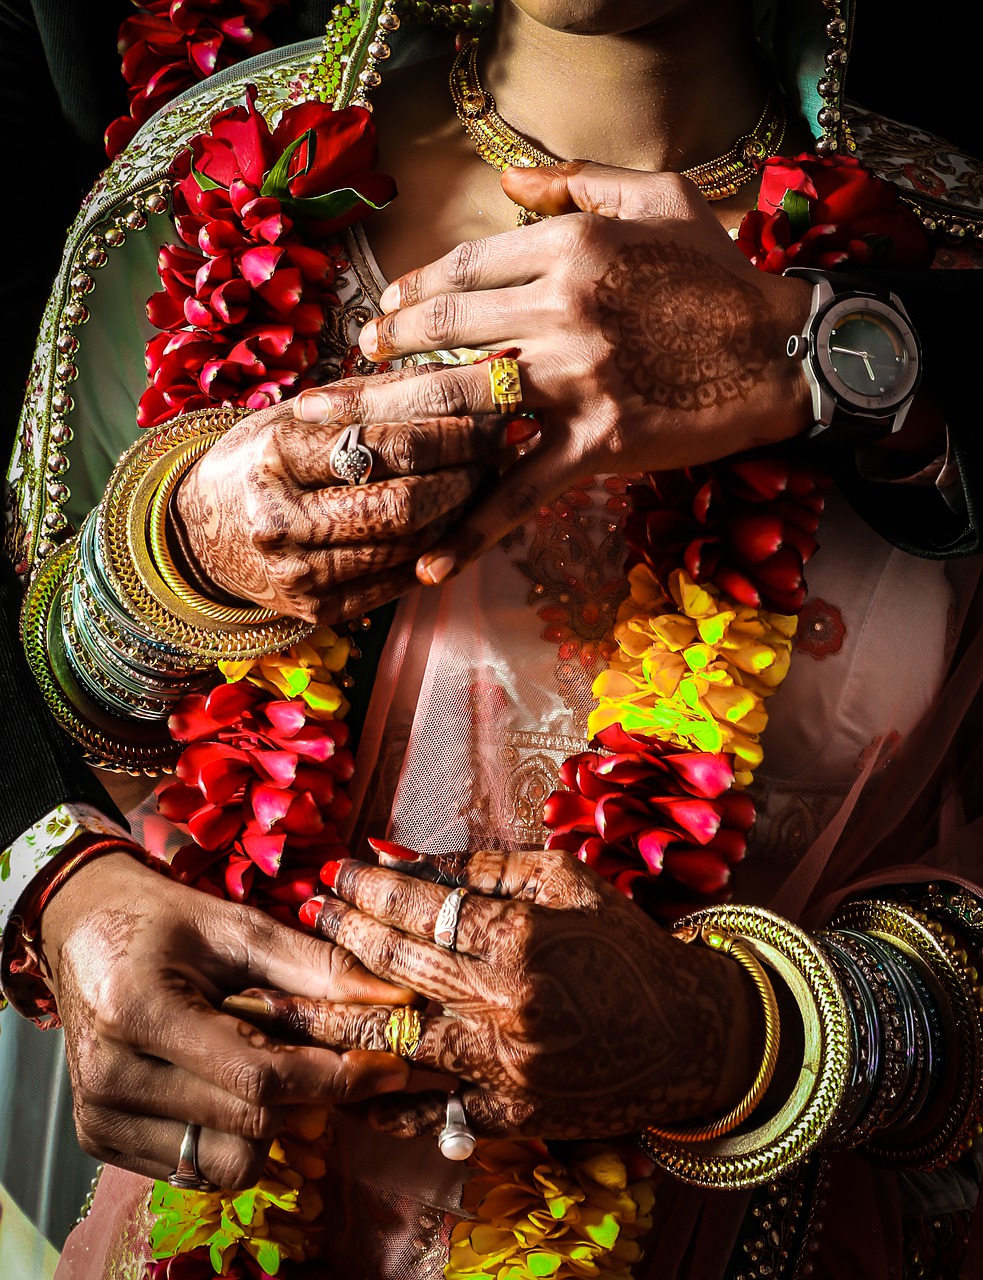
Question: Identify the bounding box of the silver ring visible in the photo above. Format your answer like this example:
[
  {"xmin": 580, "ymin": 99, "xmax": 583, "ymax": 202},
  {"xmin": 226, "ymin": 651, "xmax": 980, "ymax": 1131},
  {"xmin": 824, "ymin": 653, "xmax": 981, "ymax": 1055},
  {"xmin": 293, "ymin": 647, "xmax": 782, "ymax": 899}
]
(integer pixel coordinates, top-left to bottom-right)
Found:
[
  {"xmin": 329, "ymin": 424, "xmax": 374, "ymax": 485},
  {"xmin": 438, "ymin": 1091, "xmax": 476, "ymax": 1161},
  {"xmin": 433, "ymin": 886, "xmax": 467, "ymax": 951},
  {"xmin": 167, "ymin": 1123, "xmax": 214, "ymax": 1192}
]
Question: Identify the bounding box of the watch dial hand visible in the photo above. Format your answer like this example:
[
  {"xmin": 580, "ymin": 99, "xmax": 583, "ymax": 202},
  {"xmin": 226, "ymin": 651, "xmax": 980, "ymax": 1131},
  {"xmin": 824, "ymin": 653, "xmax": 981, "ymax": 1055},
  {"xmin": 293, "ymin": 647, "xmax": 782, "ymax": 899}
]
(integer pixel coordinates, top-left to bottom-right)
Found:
[{"xmin": 831, "ymin": 345, "xmax": 866, "ymax": 358}]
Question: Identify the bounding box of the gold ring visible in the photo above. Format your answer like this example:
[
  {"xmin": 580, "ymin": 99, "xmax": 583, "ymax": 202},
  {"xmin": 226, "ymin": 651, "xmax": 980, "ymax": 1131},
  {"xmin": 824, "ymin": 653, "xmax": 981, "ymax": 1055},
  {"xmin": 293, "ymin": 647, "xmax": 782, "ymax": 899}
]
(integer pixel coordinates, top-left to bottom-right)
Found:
[
  {"xmin": 385, "ymin": 1006, "xmax": 422, "ymax": 1060},
  {"xmin": 488, "ymin": 356, "xmax": 522, "ymax": 414}
]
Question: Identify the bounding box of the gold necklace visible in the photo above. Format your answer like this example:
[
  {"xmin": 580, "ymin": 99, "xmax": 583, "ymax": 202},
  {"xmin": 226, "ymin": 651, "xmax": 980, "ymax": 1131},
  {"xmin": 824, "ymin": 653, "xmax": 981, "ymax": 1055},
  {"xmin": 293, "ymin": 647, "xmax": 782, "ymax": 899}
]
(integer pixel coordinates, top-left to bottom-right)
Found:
[{"xmin": 450, "ymin": 38, "xmax": 787, "ymax": 223}]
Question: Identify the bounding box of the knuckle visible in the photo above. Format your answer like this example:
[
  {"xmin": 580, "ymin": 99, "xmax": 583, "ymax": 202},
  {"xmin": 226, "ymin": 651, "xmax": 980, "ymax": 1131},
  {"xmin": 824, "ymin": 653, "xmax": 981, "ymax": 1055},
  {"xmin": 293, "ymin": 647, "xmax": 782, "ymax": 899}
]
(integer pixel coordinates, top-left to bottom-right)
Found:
[
  {"xmin": 378, "ymin": 878, "xmax": 416, "ymax": 925},
  {"xmin": 375, "ymin": 929, "xmax": 404, "ymax": 977},
  {"xmin": 232, "ymin": 1103, "xmax": 281, "ymax": 1144},
  {"xmin": 323, "ymin": 381, "xmax": 365, "ymax": 422},
  {"xmin": 207, "ymin": 1140, "xmax": 266, "ymax": 1192},
  {"xmin": 420, "ymin": 370, "xmax": 470, "ymax": 418},
  {"xmin": 422, "ymin": 294, "xmax": 457, "ymax": 348},
  {"xmin": 447, "ymin": 239, "xmax": 483, "ymax": 292},
  {"xmin": 225, "ymin": 1060, "xmax": 277, "ymax": 1108},
  {"xmin": 376, "ymin": 424, "xmax": 428, "ymax": 474},
  {"xmin": 375, "ymin": 483, "xmax": 412, "ymax": 533}
]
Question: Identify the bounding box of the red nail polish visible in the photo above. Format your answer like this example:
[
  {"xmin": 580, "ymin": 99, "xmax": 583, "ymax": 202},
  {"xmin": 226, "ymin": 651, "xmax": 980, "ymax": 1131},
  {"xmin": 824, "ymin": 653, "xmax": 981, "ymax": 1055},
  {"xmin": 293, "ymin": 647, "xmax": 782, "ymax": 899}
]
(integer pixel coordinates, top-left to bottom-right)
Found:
[
  {"xmin": 473, "ymin": 345, "xmax": 521, "ymax": 365},
  {"xmin": 367, "ymin": 837, "xmax": 420, "ymax": 861},
  {"xmin": 505, "ymin": 416, "xmax": 540, "ymax": 447},
  {"xmin": 320, "ymin": 859, "xmax": 343, "ymax": 889},
  {"xmin": 299, "ymin": 896, "xmax": 326, "ymax": 929}
]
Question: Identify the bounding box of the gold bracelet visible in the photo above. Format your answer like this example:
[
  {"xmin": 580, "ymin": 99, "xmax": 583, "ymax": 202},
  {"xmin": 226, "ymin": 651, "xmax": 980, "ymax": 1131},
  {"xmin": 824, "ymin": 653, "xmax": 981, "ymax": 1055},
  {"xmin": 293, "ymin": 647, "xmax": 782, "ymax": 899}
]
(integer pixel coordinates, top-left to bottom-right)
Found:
[
  {"xmin": 831, "ymin": 898, "xmax": 983, "ymax": 1169},
  {"xmin": 137, "ymin": 435, "xmax": 276, "ymax": 626},
  {"xmin": 646, "ymin": 924, "xmax": 780, "ymax": 1143},
  {"xmin": 639, "ymin": 906, "xmax": 851, "ymax": 1190},
  {"xmin": 99, "ymin": 408, "xmax": 314, "ymax": 660}
]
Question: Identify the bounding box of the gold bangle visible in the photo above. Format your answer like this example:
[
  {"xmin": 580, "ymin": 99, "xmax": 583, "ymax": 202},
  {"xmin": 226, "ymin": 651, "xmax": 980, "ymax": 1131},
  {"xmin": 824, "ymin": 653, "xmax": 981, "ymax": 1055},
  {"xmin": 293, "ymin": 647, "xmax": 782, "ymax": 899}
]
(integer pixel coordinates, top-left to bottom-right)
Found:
[
  {"xmin": 639, "ymin": 905, "xmax": 851, "ymax": 1190},
  {"xmin": 646, "ymin": 924, "xmax": 780, "ymax": 1143},
  {"xmin": 136, "ymin": 436, "xmax": 276, "ymax": 626},
  {"xmin": 20, "ymin": 540, "xmax": 179, "ymax": 772},
  {"xmin": 99, "ymin": 408, "xmax": 314, "ymax": 660},
  {"xmin": 831, "ymin": 898, "xmax": 983, "ymax": 1169}
]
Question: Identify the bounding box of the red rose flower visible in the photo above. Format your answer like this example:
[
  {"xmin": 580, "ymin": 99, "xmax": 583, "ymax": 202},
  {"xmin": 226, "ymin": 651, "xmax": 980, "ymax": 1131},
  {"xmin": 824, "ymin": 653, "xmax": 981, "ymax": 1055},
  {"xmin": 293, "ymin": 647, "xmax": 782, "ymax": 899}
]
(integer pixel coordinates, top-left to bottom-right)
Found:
[
  {"xmin": 157, "ymin": 682, "xmax": 353, "ymax": 913},
  {"xmin": 738, "ymin": 153, "xmax": 932, "ymax": 273},
  {"xmin": 105, "ymin": 0, "xmax": 286, "ymax": 159},
  {"xmin": 626, "ymin": 459, "xmax": 828, "ymax": 615},
  {"xmin": 544, "ymin": 724, "xmax": 754, "ymax": 913}
]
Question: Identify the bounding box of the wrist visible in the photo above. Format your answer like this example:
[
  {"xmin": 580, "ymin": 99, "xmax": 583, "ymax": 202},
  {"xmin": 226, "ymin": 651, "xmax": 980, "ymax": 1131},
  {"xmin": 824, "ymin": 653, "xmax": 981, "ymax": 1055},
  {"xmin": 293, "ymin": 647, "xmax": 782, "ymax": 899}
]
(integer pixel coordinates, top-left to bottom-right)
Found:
[{"xmin": 171, "ymin": 460, "xmax": 250, "ymax": 607}]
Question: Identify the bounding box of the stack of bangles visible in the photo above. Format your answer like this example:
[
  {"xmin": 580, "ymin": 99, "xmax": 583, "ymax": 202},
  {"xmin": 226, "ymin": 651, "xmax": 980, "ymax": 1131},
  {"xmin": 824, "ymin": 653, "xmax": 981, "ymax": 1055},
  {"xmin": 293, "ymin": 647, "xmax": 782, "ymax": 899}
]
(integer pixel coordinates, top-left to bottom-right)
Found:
[
  {"xmin": 640, "ymin": 893, "xmax": 983, "ymax": 1187},
  {"xmin": 24, "ymin": 409, "xmax": 316, "ymax": 770}
]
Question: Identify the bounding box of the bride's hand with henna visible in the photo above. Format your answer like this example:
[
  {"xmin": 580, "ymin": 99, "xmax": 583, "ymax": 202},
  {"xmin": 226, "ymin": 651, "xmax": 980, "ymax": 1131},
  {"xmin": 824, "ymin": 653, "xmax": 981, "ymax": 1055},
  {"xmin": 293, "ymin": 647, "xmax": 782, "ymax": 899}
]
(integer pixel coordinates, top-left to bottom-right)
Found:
[
  {"xmin": 173, "ymin": 387, "xmax": 535, "ymax": 623},
  {"xmin": 292, "ymin": 162, "xmax": 813, "ymax": 587},
  {"xmin": 233, "ymin": 847, "xmax": 761, "ymax": 1141}
]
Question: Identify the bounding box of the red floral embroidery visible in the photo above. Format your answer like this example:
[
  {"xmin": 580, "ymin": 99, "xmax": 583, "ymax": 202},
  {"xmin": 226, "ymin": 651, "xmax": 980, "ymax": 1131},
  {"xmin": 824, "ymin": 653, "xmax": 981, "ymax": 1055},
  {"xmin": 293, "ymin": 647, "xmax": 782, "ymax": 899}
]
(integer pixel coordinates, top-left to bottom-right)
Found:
[{"xmin": 795, "ymin": 597, "xmax": 846, "ymax": 659}]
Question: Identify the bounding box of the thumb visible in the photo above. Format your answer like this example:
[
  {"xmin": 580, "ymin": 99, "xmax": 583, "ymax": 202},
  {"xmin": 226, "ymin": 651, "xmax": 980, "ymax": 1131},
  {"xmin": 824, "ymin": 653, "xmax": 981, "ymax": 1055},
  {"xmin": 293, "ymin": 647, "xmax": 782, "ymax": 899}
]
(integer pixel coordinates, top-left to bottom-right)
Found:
[{"xmin": 503, "ymin": 159, "xmax": 688, "ymax": 221}]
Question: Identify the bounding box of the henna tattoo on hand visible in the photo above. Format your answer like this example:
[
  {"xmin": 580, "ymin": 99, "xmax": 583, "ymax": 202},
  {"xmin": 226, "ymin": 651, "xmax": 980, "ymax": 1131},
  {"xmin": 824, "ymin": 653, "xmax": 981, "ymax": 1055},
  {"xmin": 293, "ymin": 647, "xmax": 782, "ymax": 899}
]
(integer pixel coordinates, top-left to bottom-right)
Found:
[{"xmin": 595, "ymin": 240, "xmax": 769, "ymax": 411}]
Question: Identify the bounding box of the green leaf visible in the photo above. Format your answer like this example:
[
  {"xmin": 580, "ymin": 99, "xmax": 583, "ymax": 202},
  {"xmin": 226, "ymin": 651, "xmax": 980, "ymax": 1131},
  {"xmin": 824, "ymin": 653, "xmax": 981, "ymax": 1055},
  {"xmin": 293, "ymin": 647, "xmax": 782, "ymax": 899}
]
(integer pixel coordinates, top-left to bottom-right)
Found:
[
  {"xmin": 261, "ymin": 133, "xmax": 311, "ymax": 199},
  {"xmin": 191, "ymin": 163, "xmax": 223, "ymax": 193},
  {"xmin": 863, "ymin": 232, "xmax": 892, "ymax": 259},
  {"xmin": 781, "ymin": 188, "xmax": 811, "ymax": 239},
  {"xmin": 280, "ymin": 186, "xmax": 394, "ymax": 222}
]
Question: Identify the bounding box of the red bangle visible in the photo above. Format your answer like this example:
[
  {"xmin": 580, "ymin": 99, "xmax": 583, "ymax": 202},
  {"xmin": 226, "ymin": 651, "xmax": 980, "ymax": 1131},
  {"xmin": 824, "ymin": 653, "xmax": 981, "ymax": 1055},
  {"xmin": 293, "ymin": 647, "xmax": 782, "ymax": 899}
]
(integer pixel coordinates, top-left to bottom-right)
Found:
[{"xmin": 26, "ymin": 837, "xmax": 146, "ymax": 935}]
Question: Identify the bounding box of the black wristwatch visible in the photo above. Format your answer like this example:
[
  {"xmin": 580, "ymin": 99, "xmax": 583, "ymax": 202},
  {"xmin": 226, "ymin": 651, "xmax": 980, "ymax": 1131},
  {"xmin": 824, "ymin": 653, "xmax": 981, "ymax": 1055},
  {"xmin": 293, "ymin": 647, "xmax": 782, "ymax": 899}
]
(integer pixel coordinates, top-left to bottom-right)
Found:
[{"xmin": 783, "ymin": 268, "xmax": 922, "ymax": 441}]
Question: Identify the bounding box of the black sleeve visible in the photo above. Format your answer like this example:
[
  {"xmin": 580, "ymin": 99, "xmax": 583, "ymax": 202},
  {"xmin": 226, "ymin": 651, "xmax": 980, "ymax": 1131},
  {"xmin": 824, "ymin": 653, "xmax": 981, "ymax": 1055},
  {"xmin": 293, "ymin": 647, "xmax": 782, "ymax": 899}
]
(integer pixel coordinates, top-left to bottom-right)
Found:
[
  {"xmin": 0, "ymin": 554, "xmax": 123, "ymax": 848},
  {"xmin": 828, "ymin": 268, "xmax": 982, "ymax": 559}
]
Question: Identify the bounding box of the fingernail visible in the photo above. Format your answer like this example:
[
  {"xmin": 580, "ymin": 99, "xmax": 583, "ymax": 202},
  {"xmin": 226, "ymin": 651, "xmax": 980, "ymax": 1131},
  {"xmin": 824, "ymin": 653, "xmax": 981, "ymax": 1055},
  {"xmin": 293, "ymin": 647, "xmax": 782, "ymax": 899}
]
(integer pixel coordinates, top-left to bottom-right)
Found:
[
  {"xmin": 299, "ymin": 895, "xmax": 326, "ymax": 929},
  {"xmin": 222, "ymin": 994, "xmax": 273, "ymax": 1019},
  {"xmin": 505, "ymin": 416, "xmax": 540, "ymax": 447},
  {"xmin": 418, "ymin": 554, "xmax": 455, "ymax": 586},
  {"xmin": 378, "ymin": 1071, "xmax": 409, "ymax": 1093},
  {"xmin": 296, "ymin": 393, "xmax": 335, "ymax": 424},
  {"xmin": 360, "ymin": 321, "xmax": 378, "ymax": 358},
  {"xmin": 367, "ymin": 837, "xmax": 421, "ymax": 862},
  {"xmin": 320, "ymin": 859, "xmax": 343, "ymax": 889},
  {"xmin": 379, "ymin": 283, "xmax": 400, "ymax": 312}
]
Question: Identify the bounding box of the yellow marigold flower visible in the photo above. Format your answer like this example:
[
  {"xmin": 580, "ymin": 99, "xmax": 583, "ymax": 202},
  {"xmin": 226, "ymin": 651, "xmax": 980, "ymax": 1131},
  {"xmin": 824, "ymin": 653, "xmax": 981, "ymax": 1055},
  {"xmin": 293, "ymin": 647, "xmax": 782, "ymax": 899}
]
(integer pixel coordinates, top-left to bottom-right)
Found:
[
  {"xmin": 220, "ymin": 625, "xmax": 351, "ymax": 721},
  {"xmin": 588, "ymin": 569, "xmax": 796, "ymax": 782},
  {"xmin": 445, "ymin": 1140, "xmax": 653, "ymax": 1280},
  {"xmin": 150, "ymin": 1139, "xmax": 323, "ymax": 1273}
]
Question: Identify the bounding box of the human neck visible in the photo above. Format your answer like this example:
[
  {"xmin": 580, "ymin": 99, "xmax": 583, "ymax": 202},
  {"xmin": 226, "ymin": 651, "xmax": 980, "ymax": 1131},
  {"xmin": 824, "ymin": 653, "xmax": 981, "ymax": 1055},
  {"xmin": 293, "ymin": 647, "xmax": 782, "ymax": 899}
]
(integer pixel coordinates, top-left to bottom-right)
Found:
[{"xmin": 484, "ymin": 0, "xmax": 766, "ymax": 174}]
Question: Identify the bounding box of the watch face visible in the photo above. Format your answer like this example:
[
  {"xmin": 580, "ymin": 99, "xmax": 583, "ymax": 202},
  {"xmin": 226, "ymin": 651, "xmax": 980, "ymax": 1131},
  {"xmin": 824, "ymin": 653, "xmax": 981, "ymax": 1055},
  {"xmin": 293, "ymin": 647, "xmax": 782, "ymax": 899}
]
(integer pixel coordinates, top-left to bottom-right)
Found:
[
  {"xmin": 826, "ymin": 311, "xmax": 908, "ymax": 397},
  {"xmin": 814, "ymin": 294, "xmax": 921, "ymax": 415}
]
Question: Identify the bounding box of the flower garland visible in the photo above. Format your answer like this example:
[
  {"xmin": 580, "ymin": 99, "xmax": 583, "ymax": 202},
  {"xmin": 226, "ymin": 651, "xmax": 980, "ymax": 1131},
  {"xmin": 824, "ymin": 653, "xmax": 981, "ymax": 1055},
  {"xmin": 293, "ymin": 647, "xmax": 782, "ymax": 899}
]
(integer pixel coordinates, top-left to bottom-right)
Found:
[
  {"xmin": 106, "ymin": 0, "xmax": 289, "ymax": 159},
  {"xmin": 106, "ymin": 16, "xmax": 933, "ymax": 1269}
]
